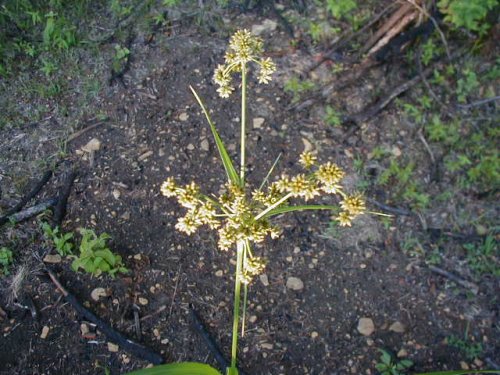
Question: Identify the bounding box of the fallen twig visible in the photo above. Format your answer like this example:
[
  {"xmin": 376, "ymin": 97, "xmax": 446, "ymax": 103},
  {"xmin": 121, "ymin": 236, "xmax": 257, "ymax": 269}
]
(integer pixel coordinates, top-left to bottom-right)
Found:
[
  {"xmin": 457, "ymin": 95, "xmax": 500, "ymax": 109},
  {"xmin": 67, "ymin": 119, "xmax": 109, "ymax": 143},
  {"xmin": 0, "ymin": 170, "xmax": 53, "ymax": 225},
  {"xmin": 52, "ymin": 170, "xmax": 77, "ymax": 227},
  {"xmin": 1, "ymin": 198, "xmax": 58, "ymax": 225},
  {"xmin": 190, "ymin": 306, "xmax": 248, "ymax": 375},
  {"xmin": 46, "ymin": 269, "xmax": 164, "ymax": 364},
  {"xmin": 368, "ymin": 199, "xmax": 412, "ymax": 216},
  {"xmin": 428, "ymin": 265, "xmax": 479, "ymax": 295}
]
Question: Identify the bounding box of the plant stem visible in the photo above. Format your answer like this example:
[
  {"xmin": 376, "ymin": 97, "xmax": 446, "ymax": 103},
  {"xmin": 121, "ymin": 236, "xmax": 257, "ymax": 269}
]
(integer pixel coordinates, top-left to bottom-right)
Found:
[
  {"xmin": 254, "ymin": 192, "xmax": 293, "ymax": 221},
  {"xmin": 229, "ymin": 241, "xmax": 244, "ymax": 373},
  {"xmin": 240, "ymin": 64, "xmax": 247, "ymax": 185}
]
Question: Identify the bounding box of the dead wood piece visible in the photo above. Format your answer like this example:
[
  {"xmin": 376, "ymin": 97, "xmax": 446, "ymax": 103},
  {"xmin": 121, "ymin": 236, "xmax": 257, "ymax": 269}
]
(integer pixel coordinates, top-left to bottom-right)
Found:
[
  {"xmin": 362, "ymin": 2, "xmax": 415, "ymax": 55},
  {"xmin": 190, "ymin": 306, "xmax": 248, "ymax": 375},
  {"xmin": 309, "ymin": 4, "xmax": 397, "ymax": 73},
  {"xmin": 46, "ymin": 269, "xmax": 164, "ymax": 364},
  {"xmin": 2, "ymin": 198, "xmax": 58, "ymax": 225},
  {"xmin": 428, "ymin": 265, "xmax": 479, "ymax": 295},
  {"xmin": 133, "ymin": 304, "xmax": 142, "ymax": 340},
  {"xmin": 53, "ymin": 170, "xmax": 77, "ymax": 227},
  {"xmin": 457, "ymin": 95, "xmax": 500, "ymax": 109},
  {"xmin": 0, "ymin": 170, "xmax": 53, "ymax": 225},
  {"xmin": 368, "ymin": 199, "xmax": 412, "ymax": 216},
  {"xmin": 67, "ymin": 119, "xmax": 109, "ymax": 143}
]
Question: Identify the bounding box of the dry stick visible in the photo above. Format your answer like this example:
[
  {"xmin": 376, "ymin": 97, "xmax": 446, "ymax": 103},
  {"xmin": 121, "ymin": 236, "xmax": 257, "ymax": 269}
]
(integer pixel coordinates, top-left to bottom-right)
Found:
[
  {"xmin": 458, "ymin": 95, "xmax": 500, "ymax": 109},
  {"xmin": 167, "ymin": 264, "xmax": 182, "ymax": 322},
  {"xmin": 428, "ymin": 265, "xmax": 479, "ymax": 295},
  {"xmin": 189, "ymin": 306, "xmax": 248, "ymax": 375},
  {"xmin": 4, "ymin": 198, "xmax": 58, "ymax": 225},
  {"xmin": 361, "ymin": 2, "xmax": 414, "ymax": 55},
  {"xmin": 0, "ymin": 170, "xmax": 53, "ymax": 225},
  {"xmin": 309, "ymin": 4, "xmax": 397, "ymax": 73},
  {"xmin": 368, "ymin": 198, "xmax": 412, "ymax": 216},
  {"xmin": 66, "ymin": 119, "xmax": 108, "ymax": 143},
  {"xmin": 46, "ymin": 269, "xmax": 164, "ymax": 364},
  {"xmin": 417, "ymin": 130, "xmax": 435, "ymax": 164},
  {"xmin": 53, "ymin": 170, "xmax": 78, "ymax": 227}
]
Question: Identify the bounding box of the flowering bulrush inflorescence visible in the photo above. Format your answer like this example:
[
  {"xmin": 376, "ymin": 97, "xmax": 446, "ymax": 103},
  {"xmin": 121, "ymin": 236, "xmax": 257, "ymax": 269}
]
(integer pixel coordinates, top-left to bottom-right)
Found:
[
  {"xmin": 159, "ymin": 29, "xmax": 367, "ymax": 375},
  {"xmin": 213, "ymin": 29, "xmax": 276, "ymax": 98},
  {"xmin": 161, "ymin": 150, "xmax": 366, "ymax": 259}
]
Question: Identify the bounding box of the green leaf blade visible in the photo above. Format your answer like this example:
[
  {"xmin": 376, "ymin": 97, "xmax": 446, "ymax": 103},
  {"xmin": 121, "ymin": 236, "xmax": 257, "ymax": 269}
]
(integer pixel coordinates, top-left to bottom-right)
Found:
[
  {"xmin": 262, "ymin": 205, "xmax": 340, "ymax": 219},
  {"xmin": 125, "ymin": 362, "xmax": 223, "ymax": 375},
  {"xmin": 190, "ymin": 86, "xmax": 240, "ymax": 186}
]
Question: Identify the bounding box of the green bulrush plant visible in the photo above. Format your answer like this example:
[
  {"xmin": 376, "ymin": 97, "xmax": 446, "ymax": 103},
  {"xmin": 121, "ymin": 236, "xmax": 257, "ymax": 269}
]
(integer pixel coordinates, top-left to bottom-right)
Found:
[
  {"xmin": 126, "ymin": 30, "xmax": 497, "ymax": 375},
  {"xmin": 129, "ymin": 29, "xmax": 367, "ymax": 375}
]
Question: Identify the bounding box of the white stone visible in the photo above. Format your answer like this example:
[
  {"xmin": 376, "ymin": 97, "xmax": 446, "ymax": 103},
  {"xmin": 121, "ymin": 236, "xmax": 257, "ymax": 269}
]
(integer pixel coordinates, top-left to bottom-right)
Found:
[
  {"xmin": 200, "ymin": 139, "xmax": 209, "ymax": 151},
  {"xmin": 91, "ymin": 287, "xmax": 109, "ymax": 302},
  {"xmin": 178, "ymin": 112, "xmax": 189, "ymax": 121},
  {"xmin": 253, "ymin": 117, "xmax": 265, "ymax": 129},
  {"xmin": 286, "ymin": 277, "xmax": 304, "ymax": 291},
  {"xmin": 251, "ymin": 19, "xmax": 278, "ymax": 35},
  {"xmin": 357, "ymin": 318, "xmax": 375, "ymax": 336},
  {"xmin": 389, "ymin": 321, "xmax": 406, "ymax": 333},
  {"xmin": 108, "ymin": 342, "xmax": 119, "ymax": 352},
  {"xmin": 259, "ymin": 274, "xmax": 269, "ymax": 286},
  {"xmin": 81, "ymin": 138, "xmax": 101, "ymax": 153}
]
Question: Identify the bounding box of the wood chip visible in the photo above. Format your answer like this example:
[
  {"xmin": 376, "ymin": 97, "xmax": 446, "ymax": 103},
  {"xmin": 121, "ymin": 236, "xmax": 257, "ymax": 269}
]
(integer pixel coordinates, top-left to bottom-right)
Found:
[
  {"xmin": 253, "ymin": 117, "xmax": 265, "ymax": 129},
  {"xmin": 40, "ymin": 325, "xmax": 50, "ymax": 339},
  {"xmin": 108, "ymin": 342, "xmax": 119, "ymax": 352},
  {"xmin": 43, "ymin": 254, "xmax": 62, "ymax": 264}
]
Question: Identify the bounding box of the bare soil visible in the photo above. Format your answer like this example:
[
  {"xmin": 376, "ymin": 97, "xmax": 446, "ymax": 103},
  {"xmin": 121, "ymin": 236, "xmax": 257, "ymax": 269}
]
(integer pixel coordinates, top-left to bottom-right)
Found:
[{"xmin": 0, "ymin": 3, "xmax": 498, "ymax": 375}]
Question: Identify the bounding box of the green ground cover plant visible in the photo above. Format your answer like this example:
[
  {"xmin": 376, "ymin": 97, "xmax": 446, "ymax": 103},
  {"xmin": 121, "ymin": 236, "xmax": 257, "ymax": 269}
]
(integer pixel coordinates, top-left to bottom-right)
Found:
[
  {"xmin": 0, "ymin": 247, "xmax": 14, "ymax": 276},
  {"xmin": 42, "ymin": 222, "xmax": 74, "ymax": 256},
  {"xmin": 71, "ymin": 228, "xmax": 128, "ymax": 278}
]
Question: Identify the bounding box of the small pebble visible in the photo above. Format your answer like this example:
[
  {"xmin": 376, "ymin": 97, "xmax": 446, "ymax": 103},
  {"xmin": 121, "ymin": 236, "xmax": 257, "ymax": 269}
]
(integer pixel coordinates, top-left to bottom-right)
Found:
[
  {"xmin": 138, "ymin": 297, "xmax": 149, "ymax": 306},
  {"xmin": 108, "ymin": 342, "xmax": 119, "ymax": 352},
  {"xmin": 357, "ymin": 318, "xmax": 375, "ymax": 336},
  {"xmin": 286, "ymin": 277, "xmax": 304, "ymax": 291},
  {"xmin": 43, "ymin": 254, "xmax": 61, "ymax": 264},
  {"xmin": 40, "ymin": 326, "xmax": 50, "ymax": 339}
]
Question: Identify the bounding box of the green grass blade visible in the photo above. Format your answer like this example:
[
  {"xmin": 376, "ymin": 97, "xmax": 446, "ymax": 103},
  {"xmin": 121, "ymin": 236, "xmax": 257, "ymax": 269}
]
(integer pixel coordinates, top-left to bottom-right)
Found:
[
  {"xmin": 125, "ymin": 362, "xmax": 223, "ymax": 375},
  {"xmin": 261, "ymin": 205, "xmax": 339, "ymax": 219},
  {"xmin": 190, "ymin": 86, "xmax": 240, "ymax": 186},
  {"xmin": 258, "ymin": 152, "xmax": 282, "ymax": 191},
  {"xmin": 414, "ymin": 371, "xmax": 500, "ymax": 375}
]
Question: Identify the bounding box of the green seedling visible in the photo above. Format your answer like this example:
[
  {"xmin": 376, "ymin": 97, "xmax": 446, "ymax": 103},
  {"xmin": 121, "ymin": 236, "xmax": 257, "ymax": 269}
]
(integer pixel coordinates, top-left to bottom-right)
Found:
[
  {"xmin": 71, "ymin": 229, "xmax": 128, "ymax": 278},
  {"xmin": 112, "ymin": 44, "xmax": 130, "ymax": 73},
  {"xmin": 326, "ymin": 0, "xmax": 357, "ymax": 19},
  {"xmin": 0, "ymin": 247, "xmax": 14, "ymax": 276},
  {"xmin": 447, "ymin": 334, "xmax": 484, "ymax": 360},
  {"xmin": 438, "ymin": 0, "xmax": 497, "ymax": 35},
  {"xmin": 284, "ymin": 76, "xmax": 315, "ymax": 103},
  {"xmin": 42, "ymin": 222, "xmax": 74, "ymax": 256},
  {"xmin": 375, "ymin": 349, "xmax": 413, "ymax": 375},
  {"xmin": 324, "ymin": 105, "xmax": 342, "ymax": 127},
  {"xmin": 463, "ymin": 235, "xmax": 499, "ymax": 277}
]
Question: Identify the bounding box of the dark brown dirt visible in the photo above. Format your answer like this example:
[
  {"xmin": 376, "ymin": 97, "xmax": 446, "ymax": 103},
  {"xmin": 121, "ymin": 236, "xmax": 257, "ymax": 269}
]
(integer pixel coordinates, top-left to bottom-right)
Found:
[{"xmin": 0, "ymin": 3, "xmax": 498, "ymax": 375}]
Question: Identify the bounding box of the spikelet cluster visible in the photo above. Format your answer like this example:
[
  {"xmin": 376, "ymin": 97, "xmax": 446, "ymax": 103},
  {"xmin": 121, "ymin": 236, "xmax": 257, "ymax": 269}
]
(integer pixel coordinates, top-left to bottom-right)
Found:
[{"xmin": 213, "ymin": 29, "xmax": 276, "ymax": 98}]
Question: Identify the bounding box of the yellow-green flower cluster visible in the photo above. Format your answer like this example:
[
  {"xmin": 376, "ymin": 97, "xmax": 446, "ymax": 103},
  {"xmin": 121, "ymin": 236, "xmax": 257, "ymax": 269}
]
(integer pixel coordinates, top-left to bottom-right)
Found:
[
  {"xmin": 217, "ymin": 183, "xmax": 280, "ymax": 250},
  {"xmin": 160, "ymin": 178, "xmax": 219, "ymax": 235},
  {"xmin": 337, "ymin": 193, "xmax": 366, "ymax": 227},
  {"xmin": 213, "ymin": 29, "xmax": 276, "ymax": 98},
  {"xmin": 272, "ymin": 151, "xmax": 366, "ymax": 226},
  {"xmin": 241, "ymin": 256, "xmax": 266, "ymax": 285},
  {"xmin": 160, "ymin": 153, "xmax": 366, "ymax": 280}
]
